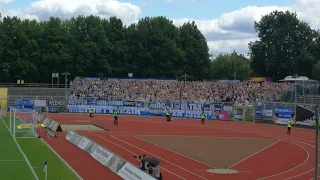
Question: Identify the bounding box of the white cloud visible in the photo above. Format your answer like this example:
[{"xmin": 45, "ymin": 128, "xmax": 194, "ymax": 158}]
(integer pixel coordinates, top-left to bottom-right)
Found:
[
  {"xmin": 174, "ymin": 0, "xmax": 320, "ymax": 55},
  {"xmin": 2, "ymin": 0, "xmax": 141, "ymax": 24},
  {"xmin": 1, "ymin": 0, "xmax": 320, "ymax": 55}
]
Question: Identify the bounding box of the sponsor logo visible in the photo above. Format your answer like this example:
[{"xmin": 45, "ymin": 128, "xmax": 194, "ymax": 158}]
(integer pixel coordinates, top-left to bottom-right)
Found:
[{"xmin": 48, "ymin": 100, "xmax": 65, "ymax": 106}]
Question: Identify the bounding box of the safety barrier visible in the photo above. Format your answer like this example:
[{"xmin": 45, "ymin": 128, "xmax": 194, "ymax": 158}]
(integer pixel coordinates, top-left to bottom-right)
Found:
[
  {"xmin": 65, "ymin": 130, "xmax": 156, "ymax": 180},
  {"xmin": 67, "ymin": 98, "xmax": 318, "ymax": 127}
]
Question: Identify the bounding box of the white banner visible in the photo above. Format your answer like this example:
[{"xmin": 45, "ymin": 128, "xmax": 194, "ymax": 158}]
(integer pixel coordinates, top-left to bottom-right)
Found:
[
  {"xmin": 77, "ymin": 137, "xmax": 92, "ymax": 150},
  {"xmin": 117, "ymin": 162, "xmax": 156, "ymax": 180},
  {"xmin": 67, "ymin": 105, "xmax": 148, "ymax": 115},
  {"xmin": 90, "ymin": 145, "xmax": 114, "ymax": 166},
  {"xmin": 65, "ymin": 131, "xmax": 75, "ymax": 141},
  {"xmin": 296, "ymin": 119, "xmax": 314, "ymax": 126},
  {"xmin": 275, "ymin": 118, "xmax": 290, "ymax": 125},
  {"xmin": 34, "ymin": 100, "xmax": 47, "ymax": 107},
  {"xmin": 263, "ymin": 109, "xmax": 273, "ymax": 117}
]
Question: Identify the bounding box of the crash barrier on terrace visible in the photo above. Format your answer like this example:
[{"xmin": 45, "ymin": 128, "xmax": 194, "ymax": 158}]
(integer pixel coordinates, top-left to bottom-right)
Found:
[
  {"xmin": 34, "ymin": 111, "xmax": 62, "ymax": 132},
  {"xmin": 67, "ymin": 98, "xmax": 319, "ymax": 128},
  {"xmin": 65, "ymin": 130, "xmax": 157, "ymax": 180}
]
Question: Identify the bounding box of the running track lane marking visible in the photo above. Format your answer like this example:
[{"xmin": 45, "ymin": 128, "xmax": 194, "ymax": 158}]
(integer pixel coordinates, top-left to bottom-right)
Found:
[
  {"xmin": 135, "ymin": 134, "xmax": 270, "ymax": 140},
  {"xmin": 309, "ymin": 175, "xmax": 320, "ymax": 180},
  {"xmin": 214, "ymin": 127, "xmax": 311, "ymax": 180},
  {"xmin": 227, "ymin": 139, "xmax": 281, "ymax": 169},
  {"xmin": 134, "ymin": 136, "xmax": 217, "ymax": 169},
  {"xmin": 64, "ymin": 114, "xmax": 312, "ymax": 179},
  {"xmin": 114, "ymin": 119, "xmax": 311, "ymax": 180},
  {"xmin": 91, "ymin": 134, "xmax": 186, "ymax": 180},
  {"xmin": 110, "ymin": 134, "xmax": 208, "ymax": 180}
]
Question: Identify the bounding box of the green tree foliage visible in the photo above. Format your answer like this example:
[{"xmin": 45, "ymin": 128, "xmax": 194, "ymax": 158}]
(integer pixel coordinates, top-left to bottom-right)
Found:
[
  {"xmin": 0, "ymin": 15, "xmax": 211, "ymax": 83},
  {"xmin": 249, "ymin": 10, "xmax": 319, "ymax": 80},
  {"xmin": 313, "ymin": 61, "xmax": 320, "ymax": 80},
  {"xmin": 211, "ymin": 51, "xmax": 252, "ymax": 80}
]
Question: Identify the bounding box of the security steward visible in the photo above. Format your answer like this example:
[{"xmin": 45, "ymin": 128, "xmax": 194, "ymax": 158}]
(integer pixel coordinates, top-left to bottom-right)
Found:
[
  {"xmin": 201, "ymin": 112, "xmax": 205, "ymax": 124},
  {"xmin": 287, "ymin": 119, "xmax": 292, "ymax": 135},
  {"xmin": 88, "ymin": 106, "xmax": 93, "ymax": 117},
  {"xmin": 165, "ymin": 109, "xmax": 171, "ymax": 121},
  {"xmin": 113, "ymin": 109, "xmax": 119, "ymax": 126}
]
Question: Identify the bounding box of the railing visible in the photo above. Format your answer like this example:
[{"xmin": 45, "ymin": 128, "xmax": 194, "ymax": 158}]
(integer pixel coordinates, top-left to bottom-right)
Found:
[
  {"xmin": 0, "ymin": 83, "xmax": 70, "ymax": 88},
  {"xmin": 66, "ymin": 97, "xmax": 319, "ymax": 128}
]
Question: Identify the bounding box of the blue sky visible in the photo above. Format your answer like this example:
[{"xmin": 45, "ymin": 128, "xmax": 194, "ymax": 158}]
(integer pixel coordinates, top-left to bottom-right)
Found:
[
  {"xmin": 2, "ymin": 0, "xmax": 292, "ymax": 19},
  {"xmin": 137, "ymin": 0, "xmax": 292, "ymax": 19},
  {"xmin": 0, "ymin": 0, "xmax": 319, "ymax": 55}
]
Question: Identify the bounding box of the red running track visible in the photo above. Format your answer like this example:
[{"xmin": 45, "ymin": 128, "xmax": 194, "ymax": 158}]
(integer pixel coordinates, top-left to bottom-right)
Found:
[{"xmin": 47, "ymin": 113, "xmax": 320, "ymax": 180}]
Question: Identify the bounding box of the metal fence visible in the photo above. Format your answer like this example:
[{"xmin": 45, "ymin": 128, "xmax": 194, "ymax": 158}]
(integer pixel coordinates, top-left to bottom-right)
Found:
[{"xmin": 67, "ymin": 97, "xmax": 319, "ymax": 127}]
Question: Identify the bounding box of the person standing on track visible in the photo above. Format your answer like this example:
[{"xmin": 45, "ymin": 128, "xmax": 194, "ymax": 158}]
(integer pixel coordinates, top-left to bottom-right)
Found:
[
  {"xmin": 201, "ymin": 111, "xmax": 205, "ymax": 124},
  {"xmin": 88, "ymin": 106, "xmax": 93, "ymax": 118},
  {"xmin": 287, "ymin": 119, "xmax": 292, "ymax": 134},
  {"xmin": 165, "ymin": 109, "xmax": 171, "ymax": 121},
  {"xmin": 113, "ymin": 109, "xmax": 119, "ymax": 126}
]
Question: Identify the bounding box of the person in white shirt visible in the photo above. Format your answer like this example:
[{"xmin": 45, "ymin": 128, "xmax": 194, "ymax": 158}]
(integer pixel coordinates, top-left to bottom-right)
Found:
[{"xmin": 150, "ymin": 165, "xmax": 162, "ymax": 180}]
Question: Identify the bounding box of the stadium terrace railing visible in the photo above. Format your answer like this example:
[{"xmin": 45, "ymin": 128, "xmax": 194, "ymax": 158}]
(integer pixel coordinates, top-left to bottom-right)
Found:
[
  {"xmin": 67, "ymin": 97, "xmax": 319, "ymax": 128},
  {"xmin": 0, "ymin": 83, "xmax": 70, "ymax": 88}
]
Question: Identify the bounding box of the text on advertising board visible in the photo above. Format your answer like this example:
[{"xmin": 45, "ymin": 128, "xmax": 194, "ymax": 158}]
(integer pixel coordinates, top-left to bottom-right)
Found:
[{"xmin": 48, "ymin": 100, "xmax": 65, "ymax": 106}]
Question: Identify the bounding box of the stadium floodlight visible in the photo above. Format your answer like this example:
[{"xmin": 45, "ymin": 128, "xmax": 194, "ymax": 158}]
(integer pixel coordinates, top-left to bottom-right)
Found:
[{"xmin": 61, "ymin": 71, "xmax": 70, "ymax": 106}]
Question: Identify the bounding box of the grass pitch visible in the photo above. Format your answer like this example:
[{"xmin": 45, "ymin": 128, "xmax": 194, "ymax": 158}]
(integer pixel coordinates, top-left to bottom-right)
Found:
[{"xmin": 0, "ymin": 116, "xmax": 79, "ymax": 180}]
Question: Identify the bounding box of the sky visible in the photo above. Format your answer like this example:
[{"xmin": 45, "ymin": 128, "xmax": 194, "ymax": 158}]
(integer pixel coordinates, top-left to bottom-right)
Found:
[{"xmin": 0, "ymin": 0, "xmax": 319, "ymax": 56}]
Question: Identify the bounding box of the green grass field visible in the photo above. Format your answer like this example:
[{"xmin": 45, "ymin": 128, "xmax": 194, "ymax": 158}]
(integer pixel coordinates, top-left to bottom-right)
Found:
[{"xmin": 0, "ymin": 116, "xmax": 79, "ymax": 180}]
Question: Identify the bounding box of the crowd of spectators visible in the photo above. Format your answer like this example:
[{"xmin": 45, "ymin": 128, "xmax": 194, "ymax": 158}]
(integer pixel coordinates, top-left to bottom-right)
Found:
[{"xmin": 69, "ymin": 78, "xmax": 293, "ymax": 103}]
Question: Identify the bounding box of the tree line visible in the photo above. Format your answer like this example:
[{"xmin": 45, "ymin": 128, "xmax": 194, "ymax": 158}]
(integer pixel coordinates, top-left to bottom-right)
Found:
[{"xmin": 0, "ymin": 10, "xmax": 319, "ymax": 83}]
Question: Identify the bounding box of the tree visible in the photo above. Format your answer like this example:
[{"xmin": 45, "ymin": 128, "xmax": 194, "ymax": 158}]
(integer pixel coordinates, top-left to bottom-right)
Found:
[
  {"xmin": 178, "ymin": 21, "xmax": 211, "ymax": 80},
  {"xmin": 0, "ymin": 15, "xmax": 211, "ymax": 83},
  {"xmin": 211, "ymin": 51, "xmax": 252, "ymax": 80},
  {"xmin": 249, "ymin": 10, "xmax": 318, "ymax": 80},
  {"xmin": 313, "ymin": 61, "xmax": 320, "ymax": 80}
]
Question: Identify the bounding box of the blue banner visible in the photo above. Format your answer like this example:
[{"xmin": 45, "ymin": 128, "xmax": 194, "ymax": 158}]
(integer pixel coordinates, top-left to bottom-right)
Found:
[
  {"xmin": 275, "ymin": 108, "xmax": 292, "ymax": 118},
  {"xmin": 33, "ymin": 106, "xmax": 41, "ymax": 112},
  {"xmin": 70, "ymin": 99, "xmax": 124, "ymax": 106},
  {"xmin": 256, "ymin": 108, "xmax": 263, "ymax": 117},
  {"xmin": 148, "ymin": 101, "xmax": 212, "ymax": 111},
  {"xmin": 67, "ymin": 105, "xmax": 212, "ymax": 119},
  {"xmin": 49, "ymin": 107, "xmax": 59, "ymax": 113},
  {"xmin": 136, "ymin": 100, "xmax": 144, "ymax": 108},
  {"xmin": 67, "ymin": 105, "xmax": 148, "ymax": 115},
  {"xmin": 15, "ymin": 99, "xmax": 33, "ymax": 106},
  {"xmin": 8, "ymin": 104, "xmax": 22, "ymax": 111},
  {"xmin": 85, "ymin": 77, "xmax": 101, "ymax": 81}
]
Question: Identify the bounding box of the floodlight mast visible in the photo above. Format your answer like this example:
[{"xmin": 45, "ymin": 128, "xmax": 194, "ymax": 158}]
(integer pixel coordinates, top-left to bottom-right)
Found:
[{"xmin": 315, "ymin": 102, "xmax": 319, "ymax": 180}]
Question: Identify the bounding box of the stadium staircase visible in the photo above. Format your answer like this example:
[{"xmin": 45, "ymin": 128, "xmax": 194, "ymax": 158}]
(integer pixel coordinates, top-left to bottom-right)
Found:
[
  {"xmin": 296, "ymin": 95, "xmax": 320, "ymax": 104},
  {"xmin": 0, "ymin": 83, "xmax": 68, "ymax": 105}
]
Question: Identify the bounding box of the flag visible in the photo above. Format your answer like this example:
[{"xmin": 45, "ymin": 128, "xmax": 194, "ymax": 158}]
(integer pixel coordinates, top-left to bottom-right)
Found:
[
  {"xmin": 296, "ymin": 105, "xmax": 314, "ymax": 121},
  {"xmin": 43, "ymin": 161, "xmax": 48, "ymax": 172}
]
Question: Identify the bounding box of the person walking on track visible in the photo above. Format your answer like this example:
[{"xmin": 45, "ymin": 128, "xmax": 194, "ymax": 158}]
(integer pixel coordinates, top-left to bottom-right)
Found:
[{"xmin": 113, "ymin": 109, "xmax": 119, "ymax": 126}]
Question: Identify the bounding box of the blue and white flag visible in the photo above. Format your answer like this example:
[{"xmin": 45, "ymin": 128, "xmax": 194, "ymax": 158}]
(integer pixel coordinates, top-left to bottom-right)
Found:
[{"xmin": 43, "ymin": 161, "xmax": 48, "ymax": 172}]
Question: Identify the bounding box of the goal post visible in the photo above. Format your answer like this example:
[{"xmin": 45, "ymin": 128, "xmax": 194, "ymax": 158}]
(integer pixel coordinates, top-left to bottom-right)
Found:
[
  {"xmin": 233, "ymin": 104, "xmax": 256, "ymax": 123},
  {"xmin": 9, "ymin": 108, "xmax": 38, "ymax": 139},
  {"xmin": 233, "ymin": 105, "xmax": 245, "ymax": 122}
]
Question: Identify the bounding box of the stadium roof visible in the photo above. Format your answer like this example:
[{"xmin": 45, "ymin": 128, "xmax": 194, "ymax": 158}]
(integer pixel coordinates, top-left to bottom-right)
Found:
[{"xmin": 278, "ymin": 76, "xmax": 317, "ymax": 82}]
